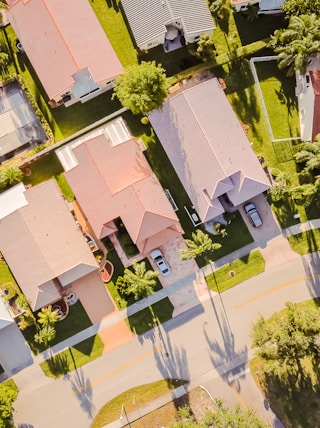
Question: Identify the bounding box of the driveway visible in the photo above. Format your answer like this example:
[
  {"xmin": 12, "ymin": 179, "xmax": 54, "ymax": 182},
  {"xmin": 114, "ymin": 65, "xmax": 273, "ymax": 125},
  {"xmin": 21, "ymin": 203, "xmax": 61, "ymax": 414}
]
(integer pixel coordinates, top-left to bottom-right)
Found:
[
  {"xmin": 149, "ymin": 236, "xmax": 211, "ymax": 316},
  {"xmin": 239, "ymin": 194, "xmax": 282, "ymax": 242}
]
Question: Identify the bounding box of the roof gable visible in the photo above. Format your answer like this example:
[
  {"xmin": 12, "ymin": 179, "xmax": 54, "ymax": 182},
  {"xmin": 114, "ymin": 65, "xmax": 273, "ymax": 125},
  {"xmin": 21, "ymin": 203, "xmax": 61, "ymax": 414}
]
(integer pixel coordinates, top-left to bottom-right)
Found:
[
  {"xmin": 149, "ymin": 78, "xmax": 270, "ymax": 222},
  {"xmin": 121, "ymin": 0, "xmax": 214, "ymax": 48}
]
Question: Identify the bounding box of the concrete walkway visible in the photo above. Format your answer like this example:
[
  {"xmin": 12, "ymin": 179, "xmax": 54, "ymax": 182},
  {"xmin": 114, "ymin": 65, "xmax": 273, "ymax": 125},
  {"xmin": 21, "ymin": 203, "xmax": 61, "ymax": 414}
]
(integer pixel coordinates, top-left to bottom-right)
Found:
[{"xmin": 33, "ymin": 219, "xmax": 320, "ymax": 365}]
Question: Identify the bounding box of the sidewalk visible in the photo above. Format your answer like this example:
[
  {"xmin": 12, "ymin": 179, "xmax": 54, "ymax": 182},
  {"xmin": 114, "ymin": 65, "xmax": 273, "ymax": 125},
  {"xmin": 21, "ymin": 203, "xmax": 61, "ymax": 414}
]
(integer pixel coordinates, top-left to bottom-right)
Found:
[{"xmin": 33, "ymin": 220, "xmax": 317, "ymax": 364}]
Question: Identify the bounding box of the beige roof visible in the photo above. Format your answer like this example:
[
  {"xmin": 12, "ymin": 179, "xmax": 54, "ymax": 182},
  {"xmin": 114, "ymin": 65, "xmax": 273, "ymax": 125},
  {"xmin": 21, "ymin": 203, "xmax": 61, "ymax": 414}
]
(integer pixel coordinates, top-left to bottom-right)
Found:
[
  {"xmin": 0, "ymin": 180, "xmax": 98, "ymax": 310},
  {"xmin": 65, "ymin": 134, "xmax": 183, "ymax": 254},
  {"xmin": 7, "ymin": 0, "xmax": 123, "ymax": 99},
  {"xmin": 149, "ymin": 78, "xmax": 270, "ymax": 222}
]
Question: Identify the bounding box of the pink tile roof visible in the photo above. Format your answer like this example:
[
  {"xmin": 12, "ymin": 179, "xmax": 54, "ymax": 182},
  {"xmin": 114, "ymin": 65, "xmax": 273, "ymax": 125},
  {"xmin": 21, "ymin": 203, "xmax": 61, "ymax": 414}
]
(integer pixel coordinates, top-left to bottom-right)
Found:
[
  {"xmin": 7, "ymin": 0, "xmax": 123, "ymax": 99},
  {"xmin": 310, "ymin": 70, "xmax": 320, "ymax": 141},
  {"xmin": 65, "ymin": 134, "xmax": 183, "ymax": 254},
  {"xmin": 0, "ymin": 180, "xmax": 98, "ymax": 310}
]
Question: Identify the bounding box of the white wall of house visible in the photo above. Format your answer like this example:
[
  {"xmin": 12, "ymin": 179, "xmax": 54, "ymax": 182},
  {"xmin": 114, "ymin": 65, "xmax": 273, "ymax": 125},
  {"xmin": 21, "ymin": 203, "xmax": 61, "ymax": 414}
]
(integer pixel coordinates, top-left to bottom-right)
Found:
[
  {"xmin": 296, "ymin": 71, "xmax": 314, "ymax": 142},
  {"xmin": 0, "ymin": 323, "xmax": 32, "ymax": 377},
  {"xmin": 139, "ymin": 34, "xmax": 166, "ymax": 51}
]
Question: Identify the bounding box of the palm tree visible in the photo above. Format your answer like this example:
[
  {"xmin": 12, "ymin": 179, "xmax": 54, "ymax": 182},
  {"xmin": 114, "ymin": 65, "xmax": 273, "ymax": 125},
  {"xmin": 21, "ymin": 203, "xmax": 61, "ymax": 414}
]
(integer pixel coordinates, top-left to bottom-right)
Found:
[
  {"xmin": 180, "ymin": 229, "xmax": 221, "ymax": 261},
  {"xmin": 117, "ymin": 260, "xmax": 159, "ymax": 300},
  {"xmin": 270, "ymin": 14, "xmax": 320, "ymax": 76},
  {"xmin": 37, "ymin": 305, "xmax": 60, "ymax": 326},
  {"xmin": 0, "ymin": 165, "xmax": 24, "ymax": 187},
  {"xmin": 294, "ymin": 140, "xmax": 320, "ymax": 172},
  {"xmin": 34, "ymin": 325, "xmax": 56, "ymax": 346}
]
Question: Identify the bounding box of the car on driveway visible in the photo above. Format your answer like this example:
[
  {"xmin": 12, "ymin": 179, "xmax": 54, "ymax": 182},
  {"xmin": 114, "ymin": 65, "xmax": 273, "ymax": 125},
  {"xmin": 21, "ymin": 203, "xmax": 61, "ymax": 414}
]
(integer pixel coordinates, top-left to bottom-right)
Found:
[
  {"xmin": 244, "ymin": 202, "xmax": 263, "ymax": 228},
  {"xmin": 150, "ymin": 249, "xmax": 170, "ymax": 276}
]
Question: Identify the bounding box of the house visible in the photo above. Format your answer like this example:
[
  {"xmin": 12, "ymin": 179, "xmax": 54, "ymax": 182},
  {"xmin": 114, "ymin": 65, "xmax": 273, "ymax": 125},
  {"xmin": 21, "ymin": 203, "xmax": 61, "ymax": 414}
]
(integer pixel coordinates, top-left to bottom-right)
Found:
[
  {"xmin": 0, "ymin": 181, "xmax": 115, "ymax": 323},
  {"xmin": 120, "ymin": 0, "xmax": 215, "ymax": 52},
  {"xmin": 149, "ymin": 78, "xmax": 270, "ymax": 224},
  {"xmin": 232, "ymin": 0, "xmax": 284, "ymax": 13},
  {"xmin": 295, "ymin": 54, "xmax": 320, "ymax": 142},
  {"xmin": 64, "ymin": 132, "xmax": 183, "ymax": 256},
  {"xmin": 7, "ymin": 0, "xmax": 123, "ymax": 107},
  {"xmin": 0, "ymin": 297, "xmax": 32, "ymax": 378}
]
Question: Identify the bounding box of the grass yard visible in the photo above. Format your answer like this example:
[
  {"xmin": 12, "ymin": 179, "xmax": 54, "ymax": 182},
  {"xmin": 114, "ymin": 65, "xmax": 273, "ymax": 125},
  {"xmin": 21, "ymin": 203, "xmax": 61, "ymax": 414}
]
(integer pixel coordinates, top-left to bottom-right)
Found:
[
  {"xmin": 126, "ymin": 298, "xmax": 174, "ymax": 335},
  {"xmin": 91, "ymin": 379, "xmax": 187, "ymax": 428},
  {"xmin": 254, "ymin": 60, "xmax": 300, "ymax": 142},
  {"xmin": 0, "ymin": 260, "xmax": 20, "ymax": 300},
  {"xmin": 287, "ymin": 229, "xmax": 320, "ymax": 255},
  {"xmin": 40, "ymin": 335, "xmax": 104, "ymax": 379},
  {"xmin": 206, "ymin": 250, "xmax": 265, "ymax": 293},
  {"xmin": 89, "ymin": 0, "xmax": 137, "ymax": 68},
  {"xmin": 22, "ymin": 152, "xmax": 63, "ymax": 186},
  {"xmin": 23, "ymin": 301, "xmax": 92, "ymax": 355},
  {"xmin": 250, "ymin": 298, "xmax": 320, "ymax": 428},
  {"xmin": 234, "ymin": 13, "xmax": 285, "ymax": 46}
]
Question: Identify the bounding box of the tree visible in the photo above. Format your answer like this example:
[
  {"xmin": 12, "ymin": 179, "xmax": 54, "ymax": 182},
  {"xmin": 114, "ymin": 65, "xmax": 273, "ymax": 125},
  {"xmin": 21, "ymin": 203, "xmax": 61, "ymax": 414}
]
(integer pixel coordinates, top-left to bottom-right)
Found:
[
  {"xmin": 0, "ymin": 165, "xmax": 24, "ymax": 188},
  {"xmin": 0, "ymin": 382, "xmax": 18, "ymax": 428},
  {"xmin": 116, "ymin": 259, "xmax": 159, "ymax": 300},
  {"xmin": 37, "ymin": 305, "xmax": 60, "ymax": 326},
  {"xmin": 112, "ymin": 61, "xmax": 168, "ymax": 115},
  {"xmin": 169, "ymin": 400, "xmax": 270, "ymax": 427},
  {"xmin": 251, "ymin": 302, "xmax": 320, "ymax": 382},
  {"xmin": 269, "ymin": 14, "xmax": 320, "ymax": 76},
  {"xmin": 180, "ymin": 229, "xmax": 221, "ymax": 261},
  {"xmin": 294, "ymin": 139, "xmax": 320, "ymax": 173},
  {"xmin": 195, "ymin": 33, "xmax": 217, "ymax": 62},
  {"xmin": 34, "ymin": 325, "xmax": 56, "ymax": 346},
  {"xmin": 268, "ymin": 170, "xmax": 292, "ymax": 201},
  {"xmin": 282, "ymin": 0, "xmax": 320, "ymax": 17},
  {"xmin": 0, "ymin": 52, "xmax": 9, "ymax": 78},
  {"xmin": 209, "ymin": 0, "xmax": 232, "ymax": 20}
]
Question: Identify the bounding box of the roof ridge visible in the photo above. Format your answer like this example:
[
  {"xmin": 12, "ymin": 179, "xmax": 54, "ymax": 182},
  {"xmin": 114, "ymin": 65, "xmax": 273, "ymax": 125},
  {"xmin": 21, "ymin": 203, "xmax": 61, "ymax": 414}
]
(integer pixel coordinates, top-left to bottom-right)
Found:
[{"xmin": 42, "ymin": 0, "xmax": 79, "ymax": 70}]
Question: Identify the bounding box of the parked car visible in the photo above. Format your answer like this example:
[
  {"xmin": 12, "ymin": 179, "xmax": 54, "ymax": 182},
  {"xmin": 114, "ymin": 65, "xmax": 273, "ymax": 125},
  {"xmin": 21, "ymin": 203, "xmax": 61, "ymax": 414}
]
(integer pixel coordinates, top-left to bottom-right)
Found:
[
  {"xmin": 150, "ymin": 249, "xmax": 170, "ymax": 276},
  {"xmin": 244, "ymin": 203, "xmax": 263, "ymax": 228},
  {"xmin": 84, "ymin": 234, "xmax": 99, "ymax": 252}
]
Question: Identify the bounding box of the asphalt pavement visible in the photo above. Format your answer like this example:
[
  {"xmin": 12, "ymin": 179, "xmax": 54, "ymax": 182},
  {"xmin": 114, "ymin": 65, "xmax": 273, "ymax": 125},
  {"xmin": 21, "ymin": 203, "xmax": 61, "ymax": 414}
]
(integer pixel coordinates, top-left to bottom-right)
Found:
[{"xmin": 11, "ymin": 219, "xmax": 320, "ymax": 427}]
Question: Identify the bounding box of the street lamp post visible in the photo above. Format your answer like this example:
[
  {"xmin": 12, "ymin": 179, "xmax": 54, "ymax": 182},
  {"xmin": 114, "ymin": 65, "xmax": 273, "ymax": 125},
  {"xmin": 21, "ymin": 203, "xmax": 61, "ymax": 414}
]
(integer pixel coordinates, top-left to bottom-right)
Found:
[
  {"xmin": 119, "ymin": 404, "xmax": 132, "ymax": 428},
  {"xmin": 210, "ymin": 261, "xmax": 231, "ymax": 332},
  {"xmin": 132, "ymin": 395, "xmax": 145, "ymax": 427}
]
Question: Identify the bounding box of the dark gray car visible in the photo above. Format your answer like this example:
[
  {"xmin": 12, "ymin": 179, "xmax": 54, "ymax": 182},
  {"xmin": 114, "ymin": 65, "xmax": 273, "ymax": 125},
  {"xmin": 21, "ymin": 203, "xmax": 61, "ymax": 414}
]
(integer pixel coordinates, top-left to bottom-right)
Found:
[{"xmin": 244, "ymin": 203, "xmax": 263, "ymax": 227}]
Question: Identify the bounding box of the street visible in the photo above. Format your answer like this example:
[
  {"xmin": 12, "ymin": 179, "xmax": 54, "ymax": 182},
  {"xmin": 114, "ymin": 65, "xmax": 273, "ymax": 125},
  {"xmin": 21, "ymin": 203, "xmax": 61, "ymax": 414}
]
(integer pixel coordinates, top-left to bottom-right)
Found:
[{"xmin": 13, "ymin": 254, "xmax": 320, "ymax": 428}]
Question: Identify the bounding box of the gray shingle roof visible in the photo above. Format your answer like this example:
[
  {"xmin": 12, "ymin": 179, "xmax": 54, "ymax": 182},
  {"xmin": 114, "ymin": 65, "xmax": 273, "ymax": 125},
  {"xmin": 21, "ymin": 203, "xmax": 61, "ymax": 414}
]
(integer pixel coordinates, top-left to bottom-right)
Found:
[{"xmin": 121, "ymin": 0, "xmax": 215, "ymax": 48}]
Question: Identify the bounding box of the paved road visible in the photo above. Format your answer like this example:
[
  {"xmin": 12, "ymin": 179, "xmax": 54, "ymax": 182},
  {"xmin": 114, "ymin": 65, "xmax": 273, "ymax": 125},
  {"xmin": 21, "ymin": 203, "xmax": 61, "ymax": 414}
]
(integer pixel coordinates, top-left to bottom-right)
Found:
[{"xmin": 13, "ymin": 254, "xmax": 320, "ymax": 427}]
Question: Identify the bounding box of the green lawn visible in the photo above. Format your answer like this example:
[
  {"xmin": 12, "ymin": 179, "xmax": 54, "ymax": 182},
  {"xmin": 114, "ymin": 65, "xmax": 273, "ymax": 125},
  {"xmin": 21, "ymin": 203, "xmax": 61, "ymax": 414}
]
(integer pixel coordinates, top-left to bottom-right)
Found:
[
  {"xmin": 91, "ymin": 379, "xmax": 187, "ymax": 428},
  {"xmin": 287, "ymin": 229, "xmax": 320, "ymax": 255},
  {"xmin": 206, "ymin": 250, "xmax": 265, "ymax": 292},
  {"xmin": 250, "ymin": 298, "xmax": 320, "ymax": 428},
  {"xmin": 254, "ymin": 60, "xmax": 300, "ymax": 142},
  {"xmin": 22, "ymin": 152, "xmax": 63, "ymax": 186},
  {"xmin": 234, "ymin": 13, "xmax": 285, "ymax": 46},
  {"xmin": 40, "ymin": 335, "xmax": 104, "ymax": 379},
  {"xmin": 126, "ymin": 298, "xmax": 174, "ymax": 335},
  {"xmin": 23, "ymin": 301, "xmax": 92, "ymax": 355},
  {"xmin": 0, "ymin": 260, "xmax": 20, "ymax": 300},
  {"xmin": 89, "ymin": 0, "xmax": 137, "ymax": 68}
]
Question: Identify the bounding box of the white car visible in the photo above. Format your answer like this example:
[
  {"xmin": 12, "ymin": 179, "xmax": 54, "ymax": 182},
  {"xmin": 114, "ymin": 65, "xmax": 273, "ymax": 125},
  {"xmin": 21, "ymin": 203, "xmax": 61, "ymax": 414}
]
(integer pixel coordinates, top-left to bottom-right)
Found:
[{"xmin": 150, "ymin": 249, "xmax": 170, "ymax": 276}]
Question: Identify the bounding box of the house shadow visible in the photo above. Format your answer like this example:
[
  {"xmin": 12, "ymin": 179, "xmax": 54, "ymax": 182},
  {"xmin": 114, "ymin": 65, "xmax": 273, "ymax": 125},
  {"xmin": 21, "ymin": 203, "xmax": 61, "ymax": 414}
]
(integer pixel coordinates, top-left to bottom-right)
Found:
[
  {"xmin": 68, "ymin": 367, "xmax": 95, "ymax": 420},
  {"xmin": 302, "ymin": 251, "xmax": 320, "ymax": 299}
]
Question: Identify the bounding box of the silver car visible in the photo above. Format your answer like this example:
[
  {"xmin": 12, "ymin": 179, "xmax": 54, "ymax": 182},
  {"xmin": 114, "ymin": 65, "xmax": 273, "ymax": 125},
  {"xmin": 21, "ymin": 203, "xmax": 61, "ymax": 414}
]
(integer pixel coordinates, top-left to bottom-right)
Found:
[
  {"xmin": 150, "ymin": 249, "xmax": 170, "ymax": 276},
  {"xmin": 244, "ymin": 203, "xmax": 263, "ymax": 228}
]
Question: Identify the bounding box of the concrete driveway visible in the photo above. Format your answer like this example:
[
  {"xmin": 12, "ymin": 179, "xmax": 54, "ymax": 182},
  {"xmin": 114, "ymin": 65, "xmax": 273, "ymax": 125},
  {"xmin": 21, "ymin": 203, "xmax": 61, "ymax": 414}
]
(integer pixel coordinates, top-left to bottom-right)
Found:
[
  {"xmin": 149, "ymin": 236, "xmax": 211, "ymax": 316},
  {"xmin": 239, "ymin": 194, "xmax": 282, "ymax": 242}
]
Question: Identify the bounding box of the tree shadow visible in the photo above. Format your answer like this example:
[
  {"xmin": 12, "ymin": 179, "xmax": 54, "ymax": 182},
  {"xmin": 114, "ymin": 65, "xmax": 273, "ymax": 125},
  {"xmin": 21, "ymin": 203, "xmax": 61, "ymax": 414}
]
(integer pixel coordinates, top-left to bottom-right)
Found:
[
  {"xmin": 46, "ymin": 350, "xmax": 69, "ymax": 378},
  {"xmin": 301, "ymin": 251, "xmax": 320, "ymax": 299},
  {"xmin": 105, "ymin": 0, "xmax": 119, "ymax": 12},
  {"xmin": 204, "ymin": 296, "xmax": 248, "ymax": 387},
  {"xmin": 151, "ymin": 319, "xmax": 190, "ymax": 409},
  {"xmin": 68, "ymin": 367, "xmax": 95, "ymax": 420},
  {"xmin": 17, "ymin": 424, "xmax": 35, "ymax": 428}
]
